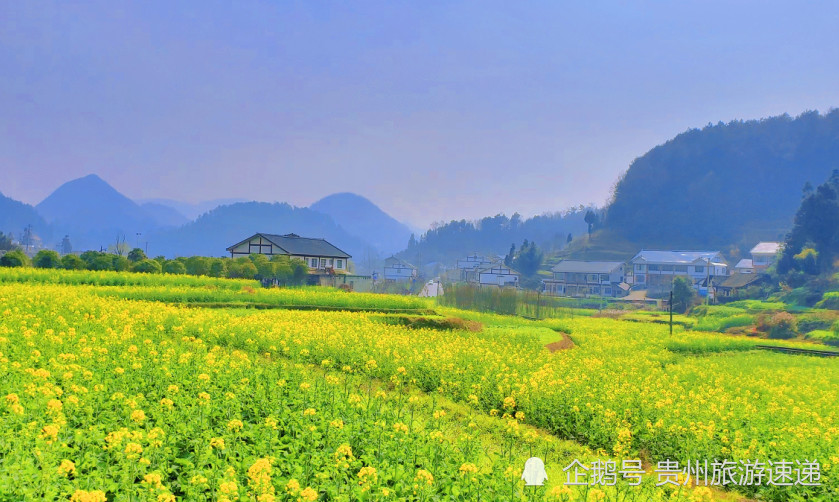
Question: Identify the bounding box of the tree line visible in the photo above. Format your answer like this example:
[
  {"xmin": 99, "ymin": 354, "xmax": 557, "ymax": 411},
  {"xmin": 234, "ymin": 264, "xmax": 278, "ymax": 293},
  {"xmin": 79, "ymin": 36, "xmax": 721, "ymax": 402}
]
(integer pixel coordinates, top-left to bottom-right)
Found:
[{"xmin": 0, "ymin": 247, "xmax": 309, "ymax": 285}]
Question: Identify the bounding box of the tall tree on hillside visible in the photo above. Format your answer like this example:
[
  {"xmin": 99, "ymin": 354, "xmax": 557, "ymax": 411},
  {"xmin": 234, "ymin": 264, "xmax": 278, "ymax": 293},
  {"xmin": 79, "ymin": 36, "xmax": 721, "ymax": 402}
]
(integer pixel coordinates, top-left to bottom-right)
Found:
[
  {"xmin": 584, "ymin": 210, "xmax": 598, "ymax": 237},
  {"xmin": 504, "ymin": 243, "xmax": 515, "ymax": 267},
  {"xmin": 778, "ymin": 170, "xmax": 839, "ymax": 274},
  {"xmin": 512, "ymin": 240, "xmax": 543, "ymax": 277}
]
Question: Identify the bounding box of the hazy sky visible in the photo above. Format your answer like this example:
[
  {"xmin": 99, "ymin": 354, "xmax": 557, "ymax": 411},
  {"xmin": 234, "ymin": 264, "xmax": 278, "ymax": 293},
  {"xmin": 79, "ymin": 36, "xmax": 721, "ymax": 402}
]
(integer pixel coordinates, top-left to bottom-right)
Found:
[{"xmin": 2, "ymin": 1, "xmax": 838, "ymax": 228}]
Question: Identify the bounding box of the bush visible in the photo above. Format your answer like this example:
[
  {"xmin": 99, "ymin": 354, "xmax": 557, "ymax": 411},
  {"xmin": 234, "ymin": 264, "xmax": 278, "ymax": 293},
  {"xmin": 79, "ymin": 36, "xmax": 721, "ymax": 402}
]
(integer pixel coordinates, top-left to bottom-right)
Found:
[
  {"xmin": 0, "ymin": 250, "xmax": 29, "ymax": 267},
  {"xmin": 131, "ymin": 259, "xmax": 162, "ymax": 274},
  {"xmin": 61, "ymin": 254, "xmax": 87, "ymax": 270},
  {"xmin": 33, "ymin": 250, "xmax": 61, "ymax": 269},
  {"xmin": 163, "ymin": 260, "xmax": 187, "ymax": 275},
  {"xmin": 762, "ymin": 312, "xmax": 798, "ymax": 339}
]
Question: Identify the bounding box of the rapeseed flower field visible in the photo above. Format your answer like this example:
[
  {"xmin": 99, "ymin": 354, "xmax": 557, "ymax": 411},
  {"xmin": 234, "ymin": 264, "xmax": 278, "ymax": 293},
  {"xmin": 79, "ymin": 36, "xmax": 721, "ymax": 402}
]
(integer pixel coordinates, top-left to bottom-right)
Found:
[{"xmin": 1, "ymin": 269, "xmax": 836, "ymax": 501}]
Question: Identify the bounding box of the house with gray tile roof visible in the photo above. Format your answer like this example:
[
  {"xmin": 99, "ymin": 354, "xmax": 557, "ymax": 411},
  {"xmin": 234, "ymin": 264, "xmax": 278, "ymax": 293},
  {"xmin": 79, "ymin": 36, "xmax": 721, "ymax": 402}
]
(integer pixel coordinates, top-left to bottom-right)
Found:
[
  {"xmin": 226, "ymin": 232, "xmax": 351, "ymax": 272},
  {"xmin": 542, "ymin": 260, "xmax": 627, "ymax": 297}
]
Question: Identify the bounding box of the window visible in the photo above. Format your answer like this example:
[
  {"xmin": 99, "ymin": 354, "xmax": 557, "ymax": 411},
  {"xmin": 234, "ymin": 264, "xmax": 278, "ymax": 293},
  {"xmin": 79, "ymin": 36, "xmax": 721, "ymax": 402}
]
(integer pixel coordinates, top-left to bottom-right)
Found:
[
  {"xmin": 674, "ymin": 265, "xmax": 688, "ymax": 273},
  {"xmin": 599, "ymin": 274, "xmax": 609, "ymax": 282},
  {"xmin": 662, "ymin": 265, "xmax": 673, "ymax": 272},
  {"xmin": 694, "ymin": 266, "xmax": 704, "ymax": 274},
  {"xmin": 604, "ymin": 287, "xmax": 612, "ymax": 296},
  {"xmin": 336, "ymin": 259, "xmax": 344, "ymax": 269},
  {"xmin": 554, "ymin": 272, "xmax": 565, "ymax": 281},
  {"xmin": 587, "ymin": 274, "xmax": 598, "ymax": 283},
  {"xmin": 309, "ymin": 258, "xmax": 318, "ymax": 268},
  {"xmin": 636, "ymin": 274, "xmax": 646, "ymax": 283},
  {"xmin": 320, "ymin": 258, "xmax": 327, "ymax": 268},
  {"xmin": 648, "ymin": 265, "xmax": 660, "ymax": 271},
  {"xmin": 635, "ymin": 264, "xmax": 646, "ymax": 272}
]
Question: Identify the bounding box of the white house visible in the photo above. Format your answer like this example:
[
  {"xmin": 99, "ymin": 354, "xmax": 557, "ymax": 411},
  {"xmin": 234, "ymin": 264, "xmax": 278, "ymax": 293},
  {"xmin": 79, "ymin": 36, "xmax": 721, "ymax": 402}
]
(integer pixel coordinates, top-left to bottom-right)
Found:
[
  {"xmin": 226, "ymin": 233, "xmax": 351, "ymax": 272},
  {"xmin": 383, "ymin": 256, "xmax": 417, "ymax": 282},
  {"xmin": 750, "ymin": 242, "xmax": 782, "ymax": 271},
  {"xmin": 478, "ymin": 263, "xmax": 519, "ymax": 287},
  {"xmin": 734, "ymin": 258, "xmax": 754, "ymax": 274},
  {"xmin": 629, "ymin": 250, "xmax": 728, "ymax": 294},
  {"xmin": 456, "ymin": 254, "xmax": 499, "ymax": 282},
  {"xmin": 542, "ymin": 260, "xmax": 627, "ymax": 298}
]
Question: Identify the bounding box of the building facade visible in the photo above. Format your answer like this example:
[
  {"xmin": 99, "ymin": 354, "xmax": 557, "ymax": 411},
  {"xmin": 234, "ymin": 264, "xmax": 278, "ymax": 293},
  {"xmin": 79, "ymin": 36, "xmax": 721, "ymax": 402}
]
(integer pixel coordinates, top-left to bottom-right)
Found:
[
  {"xmin": 226, "ymin": 233, "xmax": 351, "ymax": 272},
  {"xmin": 629, "ymin": 250, "xmax": 728, "ymax": 295},
  {"xmin": 383, "ymin": 256, "xmax": 417, "ymax": 282},
  {"xmin": 477, "ymin": 263, "xmax": 519, "ymax": 287},
  {"xmin": 542, "ymin": 260, "xmax": 626, "ymax": 297}
]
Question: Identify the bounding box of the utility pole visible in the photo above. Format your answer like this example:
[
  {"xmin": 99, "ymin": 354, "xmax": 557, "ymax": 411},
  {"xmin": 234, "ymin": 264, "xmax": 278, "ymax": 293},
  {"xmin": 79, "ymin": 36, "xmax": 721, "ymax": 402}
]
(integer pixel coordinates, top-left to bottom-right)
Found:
[{"xmin": 669, "ymin": 289, "xmax": 673, "ymax": 335}]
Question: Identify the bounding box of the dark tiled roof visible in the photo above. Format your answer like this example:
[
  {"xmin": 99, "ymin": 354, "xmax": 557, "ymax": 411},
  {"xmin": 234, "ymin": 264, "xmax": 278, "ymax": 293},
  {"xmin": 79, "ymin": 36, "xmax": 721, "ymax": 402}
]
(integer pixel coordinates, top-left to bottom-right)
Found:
[
  {"xmin": 718, "ymin": 273, "xmax": 766, "ymax": 289},
  {"xmin": 228, "ymin": 233, "xmax": 351, "ymax": 258},
  {"xmin": 552, "ymin": 260, "xmax": 623, "ymax": 274}
]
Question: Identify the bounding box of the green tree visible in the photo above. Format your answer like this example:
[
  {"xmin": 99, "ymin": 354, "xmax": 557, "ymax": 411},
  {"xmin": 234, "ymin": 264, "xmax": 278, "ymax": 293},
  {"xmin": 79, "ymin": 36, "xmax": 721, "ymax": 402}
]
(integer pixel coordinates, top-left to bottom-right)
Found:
[
  {"xmin": 33, "ymin": 249, "xmax": 61, "ymax": 268},
  {"xmin": 671, "ymin": 276, "xmax": 695, "ymax": 314},
  {"xmin": 127, "ymin": 248, "xmax": 147, "ymax": 263},
  {"xmin": 185, "ymin": 256, "xmax": 209, "ymax": 276},
  {"xmin": 208, "ymin": 259, "xmax": 227, "ymax": 278},
  {"xmin": 0, "ymin": 232, "xmax": 15, "ymax": 251},
  {"xmin": 131, "ymin": 259, "xmax": 162, "ymax": 274},
  {"xmin": 584, "ymin": 210, "xmax": 598, "ymax": 237},
  {"xmin": 113, "ymin": 256, "xmax": 130, "ymax": 272},
  {"xmin": 163, "ymin": 260, "xmax": 187, "ymax": 274},
  {"xmin": 512, "ymin": 240, "xmax": 543, "ymax": 277},
  {"xmin": 0, "ymin": 249, "xmax": 29, "ymax": 267},
  {"xmin": 61, "ymin": 254, "xmax": 86, "ymax": 270}
]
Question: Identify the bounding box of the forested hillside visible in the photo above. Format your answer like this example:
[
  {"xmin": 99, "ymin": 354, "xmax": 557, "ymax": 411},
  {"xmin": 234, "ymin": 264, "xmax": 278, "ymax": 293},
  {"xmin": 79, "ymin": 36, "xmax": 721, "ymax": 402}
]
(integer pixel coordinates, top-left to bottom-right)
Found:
[
  {"xmin": 397, "ymin": 209, "xmax": 590, "ymax": 265},
  {"xmin": 606, "ymin": 110, "xmax": 839, "ymax": 250}
]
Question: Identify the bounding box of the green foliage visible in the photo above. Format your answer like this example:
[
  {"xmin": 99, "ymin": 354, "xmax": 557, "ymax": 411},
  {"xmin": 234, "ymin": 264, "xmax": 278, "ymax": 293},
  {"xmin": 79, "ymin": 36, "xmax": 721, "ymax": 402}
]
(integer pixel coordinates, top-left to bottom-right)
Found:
[
  {"xmin": 163, "ymin": 260, "xmax": 187, "ymax": 275},
  {"xmin": 32, "ymin": 249, "xmax": 61, "ymax": 269},
  {"xmin": 760, "ymin": 312, "xmax": 799, "ymax": 339},
  {"xmin": 131, "ymin": 259, "xmax": 162, "ymax": 274},
  {"xmin": 395, "ymin": 210, "xmax": 589, "ymax": 266},
  {"xmin": 606, "ymin": 110, "xmax": 839, "ymax": 249},
  {"xmin": 670, "ymin": 276, "xmax": 694, "ymax": 313},
  {"xmin": 127, "ymin": 248, "xmax": 147, "ymax": 263},
  {"xmin": 0, "ymin": 249, "xmax": 29, "ymax": 267},
  {"xmin": 60, "ymin": 254, "xmax": 86, "ymax": 270},
  {"xmin": 779, "ymin": 169, "xmax": 839, "ymax": 274},
  {"xmin": 0, "ymin": 231, "xmax": 14, "ymax": 251}
]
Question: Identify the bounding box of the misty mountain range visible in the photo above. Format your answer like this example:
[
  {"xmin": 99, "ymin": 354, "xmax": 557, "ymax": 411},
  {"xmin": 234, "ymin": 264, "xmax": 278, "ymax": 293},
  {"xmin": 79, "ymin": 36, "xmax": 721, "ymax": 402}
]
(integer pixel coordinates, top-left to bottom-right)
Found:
[{"xmin": 0, "ymin": 174, "xmax": 415, "ymax": 269}]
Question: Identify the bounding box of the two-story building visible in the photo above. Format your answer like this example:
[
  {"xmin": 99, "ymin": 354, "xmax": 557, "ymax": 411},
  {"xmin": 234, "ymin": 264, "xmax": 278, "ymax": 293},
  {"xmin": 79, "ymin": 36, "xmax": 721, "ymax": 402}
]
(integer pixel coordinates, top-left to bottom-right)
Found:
[
  {"xmin": 629, "ymin": 250, "xmax": 728, "ymax": 295},
  {"xmin": 456, "ymin": 254, "xmax": 499, "ymax": 282},
  {"xmin": 542, "ymin": 260, "xmax": 627, "ymax": 297},
  {"xmin": 750, "ymin": 242, "xmax": 782, "ymax": 271},
  {"xmin": 477, "ymin": 263, "xmax": 519, "ymax": 288},
  {"xmin": 226, "ymin": 233, "xmax": 351, "ymax": 272},
  {"xmin": 383, "ymin": 256, "xmax": 417, "ymax": 282}
]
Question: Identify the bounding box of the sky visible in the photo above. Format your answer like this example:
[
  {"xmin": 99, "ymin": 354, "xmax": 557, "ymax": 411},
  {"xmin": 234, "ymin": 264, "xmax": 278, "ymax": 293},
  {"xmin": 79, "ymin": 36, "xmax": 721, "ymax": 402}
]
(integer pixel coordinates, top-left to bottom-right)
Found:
[{"xmin": 1, "ymin": 1, "xmax": 838, "ymax": 229}]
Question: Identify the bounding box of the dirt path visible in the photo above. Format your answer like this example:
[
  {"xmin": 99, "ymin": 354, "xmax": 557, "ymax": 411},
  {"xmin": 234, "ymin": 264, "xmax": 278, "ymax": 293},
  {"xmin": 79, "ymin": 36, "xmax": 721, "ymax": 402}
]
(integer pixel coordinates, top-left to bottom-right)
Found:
[{"xmin": 545, "ymin": 332, "xmax": 575, "ymax": 352}]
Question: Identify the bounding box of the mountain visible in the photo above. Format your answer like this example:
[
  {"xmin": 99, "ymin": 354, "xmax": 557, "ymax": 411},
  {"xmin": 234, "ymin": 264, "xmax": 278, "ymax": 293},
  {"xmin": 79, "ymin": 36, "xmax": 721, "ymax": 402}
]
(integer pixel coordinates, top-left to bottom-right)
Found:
[
  {"xmin": 36, "ymin": 174, "xmax": 157, "ymax": 250},
  {"xmin": 137, "ymin": 198, "xmax": 249, "ymax": 220},
  {"xmin": 604, "ymin": 110, "xmax": 839, "ymax": 254},
  {"xmin": 149, "ymin": 201, "xmax": 377, "ymax": 272},
  {"xmin": 0, "ymin": 192, "xmax": 50, "ymax": 244},
  {"xmin": 309, "ymin": 193, "xmax": 414, "ymax": 256},
  {"xmin": 140, "ymin": 202, "xmax": 189, "ymax": 228}
]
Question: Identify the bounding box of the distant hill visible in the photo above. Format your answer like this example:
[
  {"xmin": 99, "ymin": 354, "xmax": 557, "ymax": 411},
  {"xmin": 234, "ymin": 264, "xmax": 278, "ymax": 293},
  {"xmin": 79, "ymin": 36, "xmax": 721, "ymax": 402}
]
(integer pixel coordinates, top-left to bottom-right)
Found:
[
  {"xmin": 137, "ymin": 197, "xmax": 249, "ymax": 221},
  {"xmin": 0, "ymin": 192, "xmax": 50, "ymax": 244},
  {"xmin": 310, "ymin": 193, "xmax": 413, "ymax": 256},
  {"xmin": 605, "ymin": 110, "xmax": 839, "ymax": 253},
  {"xmin": 398, "ymin": 210, "xmax": 590, "ymax": 267},
  {"xmin": 149, "ymin": 202, "xmax": 376, "ymax": 272},
  {"xmin": 36, "ymin": 174, "xmax": 157, "ymax": 250},
  {"xmin": 140, "ymin": 202, "xmax": 189, "ymax": 228}
]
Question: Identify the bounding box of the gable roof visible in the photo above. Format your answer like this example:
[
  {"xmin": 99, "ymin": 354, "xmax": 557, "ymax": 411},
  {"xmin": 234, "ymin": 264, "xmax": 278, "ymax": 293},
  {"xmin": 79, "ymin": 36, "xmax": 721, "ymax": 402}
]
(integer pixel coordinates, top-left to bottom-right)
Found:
[
  {"xmin": 384, "ymin": 256, "xmax": 416, "ymax": 269},
  {"xmin": 227, "ymin": 233, "xmax": 351, "ymax": 258},
  {"xmin": 631, "ymin": 250, "xmax": 723, "ymax": 265},
  {"xmin": 719, "ymin": 272, "xmax": 767, "ymax": 289},
  {"xmin": 552, "ymin": 260, "xmax": 623, "ymax": 274},
  {"xmin": 477, "ymin": 263, "xmax": 519, "ymax": 275},
  {"xmin": 735, "ymin": 258, "xmax": 754, "ymax": 269},
  {"xmin": 750, "ymin": 242, "xmax": 782, "ymax": 255}
]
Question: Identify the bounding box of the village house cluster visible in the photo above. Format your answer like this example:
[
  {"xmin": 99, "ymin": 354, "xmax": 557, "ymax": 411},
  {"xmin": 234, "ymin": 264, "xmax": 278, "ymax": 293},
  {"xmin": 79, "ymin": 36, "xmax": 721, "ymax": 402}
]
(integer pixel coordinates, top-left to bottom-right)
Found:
[{"xmin": 227, "ymin": 232, "xmax": 780, "ymax": 301}]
